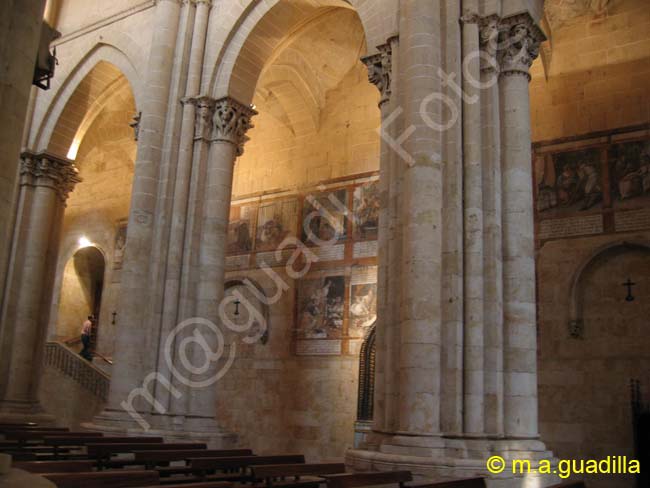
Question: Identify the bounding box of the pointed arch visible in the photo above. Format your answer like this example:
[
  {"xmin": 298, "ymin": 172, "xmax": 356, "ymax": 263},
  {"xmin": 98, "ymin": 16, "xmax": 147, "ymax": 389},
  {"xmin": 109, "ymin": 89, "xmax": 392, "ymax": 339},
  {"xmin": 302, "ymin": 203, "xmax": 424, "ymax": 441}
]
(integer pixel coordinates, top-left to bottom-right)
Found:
[
  {"xmin": 207, "ymin": 0, "xmax": 397, "ymax": 104},
  {"xmin": 31, "ymin": 42, "xmax": 142, "ymax": 154}
]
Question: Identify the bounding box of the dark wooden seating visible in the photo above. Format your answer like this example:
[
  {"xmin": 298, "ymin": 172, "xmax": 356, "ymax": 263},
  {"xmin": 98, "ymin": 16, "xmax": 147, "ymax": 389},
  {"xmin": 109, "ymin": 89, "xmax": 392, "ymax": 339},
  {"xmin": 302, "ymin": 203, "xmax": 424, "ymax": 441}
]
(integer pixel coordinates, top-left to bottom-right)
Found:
[
  {"xmin": 323, "ymin": 471, "xmax": 413, "ymax": 488},
  {"xmin": 547, "ymin": 483, "xmax": 586, "ymax": 488},
  {"xmin": 252, "ymin": 463, "xmax": 347, "ymax": 488},
  {"xmin": 87, "ymin": 442, "xmax": 207, "ymax": 469},
  {"xmin": 43, "ymin": 470, "xmax": 159, "ymax": 488},
  {"xmin": 142, "ymin": 483, "xmax": 232, "ymax": 488},
  {"xmin": 190, "ymin": 455, "xmax": 306, "ymax": 481},
  {"xmin": 0, "ymin": 426, "xmax": 69, "ymax": 432},
  {"xmin": 44, "ymin": 436, "xmax": 164, "ymax": 447},
  {"xmin": 414, "ymin": 478, "xmax": 486, "ymax": 488},
  {"xmin": 0, "ymin": 422, "xmax": 38, "ymax": 428},
  {"xmin": 13, "ymin": 460, "xmax": 95, "ymax": 473},
  {"xmin": 135, "ymin": 448, "xmax": 254, "ymax": 473},
  {"xmin": 4, "ymin": 431, "xmax": 102, "ymax": 442},
  {"xmin": 43, "ymin": 436, "xmax": 165, "ymax": 459}
]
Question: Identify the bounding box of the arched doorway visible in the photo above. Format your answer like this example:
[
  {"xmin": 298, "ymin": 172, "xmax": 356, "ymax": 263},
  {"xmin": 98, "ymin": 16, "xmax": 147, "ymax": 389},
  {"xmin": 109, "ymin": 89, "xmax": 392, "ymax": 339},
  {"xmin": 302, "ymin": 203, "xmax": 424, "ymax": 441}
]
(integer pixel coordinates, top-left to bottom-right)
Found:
[
  {"xmin": 355, "ymin": 324, "xmax": 376, "ymax": 448},
  {"xmin": 55, "ymin": 246, "xmax": 105, "ymax": 346}
]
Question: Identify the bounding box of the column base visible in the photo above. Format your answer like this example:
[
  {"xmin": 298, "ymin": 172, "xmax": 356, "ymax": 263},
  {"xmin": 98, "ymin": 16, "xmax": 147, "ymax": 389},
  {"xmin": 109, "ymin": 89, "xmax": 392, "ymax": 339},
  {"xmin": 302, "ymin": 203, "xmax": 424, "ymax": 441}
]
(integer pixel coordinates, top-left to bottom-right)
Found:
[
  {"xmin": 346, "ymin": 432, "xmax": 561, "ymax": 488},
  {"xmin": 82, "ymin": 408, "xmax": 238, "ymax": 448},
  {"xmin": 0, "ymin": 399, "xmax": 56, "ymax": 426}
]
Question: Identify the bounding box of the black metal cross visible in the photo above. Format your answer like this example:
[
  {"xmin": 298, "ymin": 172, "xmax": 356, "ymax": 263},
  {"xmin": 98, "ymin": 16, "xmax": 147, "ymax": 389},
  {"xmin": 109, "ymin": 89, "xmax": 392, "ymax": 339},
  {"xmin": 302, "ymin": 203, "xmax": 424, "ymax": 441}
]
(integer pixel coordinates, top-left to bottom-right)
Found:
[
  {"xmin": 233, "ymin": 298, "xmax": 241, "ymax": 316},
  {"xmin": 622, "ymin": 278, "xmax": 636, "ymax": 302},
  {"xmin": 111, "ymin": 311, "xmax": 117, "ymax": 324}
]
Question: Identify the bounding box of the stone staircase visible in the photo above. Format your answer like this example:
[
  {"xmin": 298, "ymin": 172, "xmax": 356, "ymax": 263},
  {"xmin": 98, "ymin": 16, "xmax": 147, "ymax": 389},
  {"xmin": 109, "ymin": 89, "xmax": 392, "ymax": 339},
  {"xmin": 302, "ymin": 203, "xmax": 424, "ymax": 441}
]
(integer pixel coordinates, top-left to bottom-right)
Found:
[{"xmin": 43, "ymin": 342, "xmax": 111, "ymax": 402}]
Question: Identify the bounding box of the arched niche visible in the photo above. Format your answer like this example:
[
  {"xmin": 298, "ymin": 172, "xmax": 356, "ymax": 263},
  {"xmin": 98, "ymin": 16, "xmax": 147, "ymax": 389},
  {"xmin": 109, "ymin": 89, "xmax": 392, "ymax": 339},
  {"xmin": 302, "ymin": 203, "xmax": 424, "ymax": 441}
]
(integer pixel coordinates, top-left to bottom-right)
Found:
[
  {"xmin": 568, "ymin": 240, "xmax": 650, "ymax": 338},
  {"xmin": 55, "ymin": 246, "xmax": 106, "ymax": 342},
  {"xmin": 224, "ymin": 278, "xmax": 271, "ymax": 344}
]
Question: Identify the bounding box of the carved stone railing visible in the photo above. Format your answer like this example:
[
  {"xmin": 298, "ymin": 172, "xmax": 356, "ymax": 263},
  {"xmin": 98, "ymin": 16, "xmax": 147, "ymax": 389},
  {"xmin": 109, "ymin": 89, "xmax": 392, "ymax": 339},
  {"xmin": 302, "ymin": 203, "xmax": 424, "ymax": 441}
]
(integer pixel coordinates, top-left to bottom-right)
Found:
[{"xmin": 43, "ymin": 342, "xmax": 110, "ymax": 401}]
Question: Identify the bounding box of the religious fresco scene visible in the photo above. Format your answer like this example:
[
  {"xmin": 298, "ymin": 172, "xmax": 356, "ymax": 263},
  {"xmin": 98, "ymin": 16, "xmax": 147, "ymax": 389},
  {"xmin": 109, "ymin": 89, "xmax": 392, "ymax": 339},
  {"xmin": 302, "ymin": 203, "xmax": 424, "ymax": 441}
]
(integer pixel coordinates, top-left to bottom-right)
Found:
[
  {"xmin": 301, "ymin": 189, "xmax": 348, "ymax": 245},
  {"xmin": 297, "ymin": 275, "xmax": 345, "ymax": 340},
  {"xmin": 227, "ymin": 205, "xmax": 256, "ymax": 254},
  {"xmin": 348, "ymin": 283, "xmax": 376, "ymax": 338},
  {"xmin": 255, "ymin": 199, "xmax": 298, "ymax": 252},
  {"xmin": 2, "ymin": 0, "xmax": 650, "ymax": 487},
  {"xmin": 536, "ymin": 148, "xmax": 603, "ymax": 215},
  {"xmin": 609, "ymin": 140, "xmax": 650, "ymax": 208},
  {"xmin": 352, "ymin": 182, "xmax": 380, "ymax": 241}
]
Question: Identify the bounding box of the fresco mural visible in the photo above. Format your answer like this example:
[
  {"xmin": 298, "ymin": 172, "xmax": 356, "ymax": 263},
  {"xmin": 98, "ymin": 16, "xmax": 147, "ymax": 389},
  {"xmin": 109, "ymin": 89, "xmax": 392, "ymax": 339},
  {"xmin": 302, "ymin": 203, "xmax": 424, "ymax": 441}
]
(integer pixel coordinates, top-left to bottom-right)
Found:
[
  {"xmin": 609, "ymin": 140, "xmax": 650, "ymax": 207},
  {"xmin": 353, "ymin": 182, "xmax": 380, "ymax": 240},
  {"xmin": 227, "ymin": 205, "xmax": 256, "ymax": 254},
  {"xmin": 255, "ymin": 199, "xmax": 298, "ymax": 252},
  {"xmin": 297, "ymin": 275, "xmax": 345, "ymax": 340},
  {"xmin": 536, "ymin": 148, "xmax": 603, "ymax": 214},
  {"xmin": 301, "ymin": 189, "xmax": 348, "ymax": 245},
  {"xmin": 349, "ymin": 283, "xmax": 377, "ymax": 338}
]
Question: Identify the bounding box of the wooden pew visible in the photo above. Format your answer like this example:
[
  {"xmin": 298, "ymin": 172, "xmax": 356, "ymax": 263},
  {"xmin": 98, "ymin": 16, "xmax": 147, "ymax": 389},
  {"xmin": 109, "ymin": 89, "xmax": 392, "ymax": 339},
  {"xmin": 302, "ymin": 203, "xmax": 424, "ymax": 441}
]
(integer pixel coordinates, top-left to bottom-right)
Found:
[
  {"xmin": 190, "ymin": 455, "xmax": 306, "ymax": 482},
  {"xmin": 13, "ymin": 460, "xmax": 95, "ymax": 473},
  {"xmin": 146, "ymin": 484, "xmax": 232, "ymax": 488},
  {"xmin": 0, "ymin": 426, "xmax": 69, "ymax": 432},
  {"xmin": 43, "ymin": 470, "xmax": 159, "ymax": 488},
  {"xmin": 414, "ymin": 479, "xmax": 486, "ymax": 488},
  {"xmin": 86, "ymin": 442, "xmax": 207, "ymax": 469},
  {"xmin": 547, "ymin": 483, "xmax": 586, "ymax": 488},
  {"xmin": 252, "ymin": 463, "xmax": 347, "ymax": 488},
  {"xmin": 43, "ymin": 435, "xmax": 164, "ymax": 460},
  {"xmin": 4, "ymin": 431, "xmax": 102, "ymax": 443},
  {"xmin": 323, "ymin": 471, "xmax": 413, "ymax": 488},
  {"xmin": 134, "ymin": 448, "xmax": 253, "ymax": 473},
  {"xmin": 0, "ymin": 422, "xmax": 38, "ymax": 428}
]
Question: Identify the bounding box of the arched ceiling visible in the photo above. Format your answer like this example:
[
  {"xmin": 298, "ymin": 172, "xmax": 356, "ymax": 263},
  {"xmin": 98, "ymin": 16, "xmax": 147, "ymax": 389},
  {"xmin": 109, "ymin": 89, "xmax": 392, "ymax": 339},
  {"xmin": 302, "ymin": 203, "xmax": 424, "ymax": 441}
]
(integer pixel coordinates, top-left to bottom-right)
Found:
[{"xmin": 252, "ymin": 8, "xmax": 366, "ymax": 136}]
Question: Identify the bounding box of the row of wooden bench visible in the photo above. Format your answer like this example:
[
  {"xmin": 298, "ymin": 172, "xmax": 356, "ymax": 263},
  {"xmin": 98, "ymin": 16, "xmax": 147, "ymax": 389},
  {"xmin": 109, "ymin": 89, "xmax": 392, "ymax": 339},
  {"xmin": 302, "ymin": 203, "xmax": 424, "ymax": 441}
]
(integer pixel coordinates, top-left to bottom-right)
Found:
[{"xmin": 0, "ymin": 422, "xmax": 586, "ymax": 488}]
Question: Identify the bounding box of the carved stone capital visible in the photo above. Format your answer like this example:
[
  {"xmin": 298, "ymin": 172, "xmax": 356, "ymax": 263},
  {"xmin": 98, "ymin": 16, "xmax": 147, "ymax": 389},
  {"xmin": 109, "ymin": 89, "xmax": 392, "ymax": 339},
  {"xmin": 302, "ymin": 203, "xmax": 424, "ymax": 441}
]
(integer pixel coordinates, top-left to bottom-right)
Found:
[
  {"xmin": 497, "ymin": 13, "xmax": 546, "ymax": 80},
  {"xmin": 183, "ymin": 95, "xmax": 217, "ymax": 141},
  {"xmin": 479, "ymin": 15, "xmax": 500, "ymax": 73},
  {"xmin": 191, "ymin": 0, "xmax": 211, "ymax": 6},
  {"xmin": 20, "ymin": 151, "xmax": 81, "ymax": 202},
  {"xmin": 212, "ymin": 97, "xmax": 257, "ymax": 156},
  {"xmin": 361, "ymin": 41, "xmax": 393, "ymax": 107}
]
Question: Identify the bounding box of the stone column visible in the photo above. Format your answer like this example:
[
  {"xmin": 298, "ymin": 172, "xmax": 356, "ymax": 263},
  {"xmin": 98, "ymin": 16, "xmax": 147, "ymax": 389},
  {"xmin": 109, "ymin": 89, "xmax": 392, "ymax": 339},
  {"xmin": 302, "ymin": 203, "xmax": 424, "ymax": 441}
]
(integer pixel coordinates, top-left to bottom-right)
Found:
[
  {"xmin": 0, "ymin": 152, "xmax": 79, "ymax": 420},
  {"xmin": 361, "ymin": 39, "xmax": 395, "ymax": 435},
  {"xmin": 0, "ymin": 0, "xmax": 47, "ymax": 339},
  {"xmin": 478, "ymin": 14, "xmax": 505, "ymax": 437},
  {"xmin": 97, "ymin": 0, "xmax": 182, "ymax": 422},
  {"xmin": 183, "ymin": 97, "xmax": 256, "ymax": 426},
  {"xmin": 497, "ymin": 13, "xmax": 545, "ymax": 439},
  {"xmin": 460, "ymin": 4, "xmax": 485, "ymax": 437},
  {"xmin": 395, "ymin": 0, "xmax": 443, "ymax": 440}
]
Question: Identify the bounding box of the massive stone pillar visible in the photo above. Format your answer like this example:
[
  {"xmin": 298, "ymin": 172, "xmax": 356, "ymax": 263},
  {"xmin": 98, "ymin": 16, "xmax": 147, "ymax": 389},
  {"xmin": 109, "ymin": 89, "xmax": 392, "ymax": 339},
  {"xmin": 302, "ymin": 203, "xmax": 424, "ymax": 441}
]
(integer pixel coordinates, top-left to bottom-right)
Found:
[
  {"xmin": 155, "ymin": 0, "xmax": 213, "ymax": 415},
  {"xmin": 0, "ymin": 152, "xmax": 79, "ymax": 421},
  {"xmin": 497, "ymin": 12, "xmax": 545, "ymax": 440},
  {"xmin": 348, "ymin": 4, "xmax": 559, "ymax": 486},
  {"xmin": 90, "ymin": 0, "xmax": 182, "ymax": 431},
  {"xmin": 0, "ymin": 0, "xmax": 47, "ymax": 345},
  {"xmin": 395, "ymin": 0, "xmax": 444, "ymax": 442}
]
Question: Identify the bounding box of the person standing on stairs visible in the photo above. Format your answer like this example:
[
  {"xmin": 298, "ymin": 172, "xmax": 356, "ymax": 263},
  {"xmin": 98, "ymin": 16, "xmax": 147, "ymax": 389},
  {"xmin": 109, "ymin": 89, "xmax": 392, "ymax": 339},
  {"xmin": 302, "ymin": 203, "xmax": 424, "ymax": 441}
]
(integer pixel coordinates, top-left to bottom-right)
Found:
[{"xmin": 80, "ymin": 315, "xmax": 93, "ymax": 361}]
